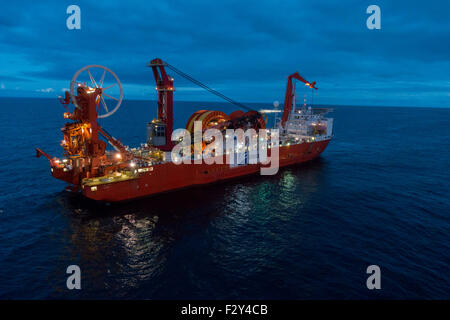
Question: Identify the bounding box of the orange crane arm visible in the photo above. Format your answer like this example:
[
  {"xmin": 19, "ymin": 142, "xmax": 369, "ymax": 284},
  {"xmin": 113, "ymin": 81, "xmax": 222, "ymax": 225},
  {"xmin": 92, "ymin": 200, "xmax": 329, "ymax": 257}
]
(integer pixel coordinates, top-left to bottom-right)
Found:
[
  {"xmin": 35, "ymin": 148, "xmax": 57, "ymax": 166},
  {"xmin": 36, "ymin": 148, "xmax": 53, "ymax": 161},
  {"xmin": 97, "ymin": 126, "xmax": 128, "ymax": 154},
  {"xmin": 281, "ymin": 72, "xmax": 317, "ymax": 126}
]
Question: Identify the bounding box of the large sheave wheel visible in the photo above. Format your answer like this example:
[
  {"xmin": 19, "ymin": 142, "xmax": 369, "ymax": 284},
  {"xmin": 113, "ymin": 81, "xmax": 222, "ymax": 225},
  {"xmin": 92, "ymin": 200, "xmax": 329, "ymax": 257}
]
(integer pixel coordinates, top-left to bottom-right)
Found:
[{"xmin": 70, "ymin": 65, "xmax": 123, "ymax": 119}]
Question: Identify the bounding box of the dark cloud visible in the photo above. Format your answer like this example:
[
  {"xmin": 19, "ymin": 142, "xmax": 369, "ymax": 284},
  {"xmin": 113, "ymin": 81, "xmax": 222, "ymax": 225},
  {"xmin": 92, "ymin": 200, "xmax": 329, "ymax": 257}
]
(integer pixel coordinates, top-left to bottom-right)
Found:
[{"xmin": 0, "ymin": 0, "xmax": 448, "ymax": 107}]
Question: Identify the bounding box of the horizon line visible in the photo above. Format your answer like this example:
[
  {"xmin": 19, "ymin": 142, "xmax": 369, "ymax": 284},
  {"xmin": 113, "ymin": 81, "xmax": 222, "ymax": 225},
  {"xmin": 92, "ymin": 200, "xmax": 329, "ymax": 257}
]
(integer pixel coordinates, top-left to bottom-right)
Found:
[{"xmin": 0, "ymin": 95, "xmax": 448, "ymax": 109}]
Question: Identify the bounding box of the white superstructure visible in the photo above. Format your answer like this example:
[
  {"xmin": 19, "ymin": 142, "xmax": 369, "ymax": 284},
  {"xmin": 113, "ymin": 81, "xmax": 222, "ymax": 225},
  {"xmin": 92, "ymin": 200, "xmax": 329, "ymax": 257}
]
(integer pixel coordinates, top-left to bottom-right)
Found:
[{"xmin": 275, "ymin": 106, "xmax": 333, "ymax": 144}]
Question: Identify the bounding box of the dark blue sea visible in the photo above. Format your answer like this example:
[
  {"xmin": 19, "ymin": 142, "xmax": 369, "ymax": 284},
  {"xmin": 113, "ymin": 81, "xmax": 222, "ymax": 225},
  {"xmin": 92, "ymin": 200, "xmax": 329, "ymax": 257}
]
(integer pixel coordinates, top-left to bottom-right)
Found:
[{"xmin": 0, "ymin": 97, "xmax": 448, "ymax": 299}]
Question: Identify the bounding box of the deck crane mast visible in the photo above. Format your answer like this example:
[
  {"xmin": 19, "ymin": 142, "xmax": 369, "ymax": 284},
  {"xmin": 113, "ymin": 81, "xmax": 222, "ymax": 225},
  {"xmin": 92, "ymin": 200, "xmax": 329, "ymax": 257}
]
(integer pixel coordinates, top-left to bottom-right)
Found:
[
  {"xmin": 147, "ymin": 58, "xmax": 175, "ymax": 151},
  {"xmin": 281, "ymin": 72, "xmax": 318, "ymax": 127}
]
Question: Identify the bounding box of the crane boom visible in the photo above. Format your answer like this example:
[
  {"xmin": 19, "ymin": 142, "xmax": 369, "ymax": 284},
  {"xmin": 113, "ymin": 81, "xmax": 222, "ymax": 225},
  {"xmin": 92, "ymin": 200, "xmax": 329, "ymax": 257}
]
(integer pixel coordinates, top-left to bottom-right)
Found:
[{"xmin": 281, "ymin": 72, "xmax": 318, "ymax": 126}]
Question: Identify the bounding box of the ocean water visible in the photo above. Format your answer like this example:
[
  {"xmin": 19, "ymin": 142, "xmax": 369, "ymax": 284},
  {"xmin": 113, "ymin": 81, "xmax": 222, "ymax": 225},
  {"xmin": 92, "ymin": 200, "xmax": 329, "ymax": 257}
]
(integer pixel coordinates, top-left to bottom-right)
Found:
[{"xmin": 0, "ymin": 97, "xmax": 448, "ymax": 299}]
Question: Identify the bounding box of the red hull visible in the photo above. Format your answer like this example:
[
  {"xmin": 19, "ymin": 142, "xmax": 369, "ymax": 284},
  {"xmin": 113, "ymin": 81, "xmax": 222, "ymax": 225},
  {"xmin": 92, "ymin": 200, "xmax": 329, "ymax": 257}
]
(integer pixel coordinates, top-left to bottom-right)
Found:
[{"xmin": 81, "ymin": 139, "xmax": 330, "ymax": 202}]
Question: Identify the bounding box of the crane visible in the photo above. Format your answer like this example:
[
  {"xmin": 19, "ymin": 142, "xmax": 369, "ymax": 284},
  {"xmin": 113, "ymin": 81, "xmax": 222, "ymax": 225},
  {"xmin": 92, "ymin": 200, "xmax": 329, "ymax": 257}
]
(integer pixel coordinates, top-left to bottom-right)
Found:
[{"xmin": 281, "ymin": 72, "xmax": 318, "ymax": 127}]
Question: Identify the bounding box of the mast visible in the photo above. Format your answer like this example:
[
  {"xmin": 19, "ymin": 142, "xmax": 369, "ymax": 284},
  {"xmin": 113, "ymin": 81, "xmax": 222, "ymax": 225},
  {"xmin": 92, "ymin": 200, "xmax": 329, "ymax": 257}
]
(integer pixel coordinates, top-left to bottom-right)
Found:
[{"xmin": 148, "ymin": 58, "xmax": 174, "ymax": 151}]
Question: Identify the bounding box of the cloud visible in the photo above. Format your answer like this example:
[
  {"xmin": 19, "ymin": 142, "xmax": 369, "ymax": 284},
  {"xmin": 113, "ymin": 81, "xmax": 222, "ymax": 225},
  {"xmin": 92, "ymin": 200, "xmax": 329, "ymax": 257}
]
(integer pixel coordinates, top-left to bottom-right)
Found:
[
  {"xmin": 0, "ymin": 0, "xmax": 448, "ymax": 107},
  {"xmin": 35, "ymin": 88, "xmax": 54, "ymax": 93}
]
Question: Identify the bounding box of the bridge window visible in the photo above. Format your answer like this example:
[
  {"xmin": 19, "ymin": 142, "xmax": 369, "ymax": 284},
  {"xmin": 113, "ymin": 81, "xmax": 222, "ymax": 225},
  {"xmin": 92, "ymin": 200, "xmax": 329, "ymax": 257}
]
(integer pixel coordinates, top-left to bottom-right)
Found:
[{"xmin": 154, "ymin": 126, "xmax": 165, "ymax": 137}]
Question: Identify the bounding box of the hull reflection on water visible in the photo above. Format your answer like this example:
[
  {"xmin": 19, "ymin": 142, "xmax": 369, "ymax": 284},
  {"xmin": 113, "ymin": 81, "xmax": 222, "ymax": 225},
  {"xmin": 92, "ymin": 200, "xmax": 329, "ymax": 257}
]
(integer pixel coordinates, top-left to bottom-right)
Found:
[{"xmin": 53, "ymin": 159, "xmax": 327, "ymax": 298}]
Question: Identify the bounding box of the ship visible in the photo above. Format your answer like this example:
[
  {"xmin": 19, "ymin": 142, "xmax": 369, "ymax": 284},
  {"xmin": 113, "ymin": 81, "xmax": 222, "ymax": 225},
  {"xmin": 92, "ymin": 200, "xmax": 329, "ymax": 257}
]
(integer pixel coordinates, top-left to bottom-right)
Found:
[{"xmin": 36, "ymin": 58, "xmax": 333, "ymax": 202}]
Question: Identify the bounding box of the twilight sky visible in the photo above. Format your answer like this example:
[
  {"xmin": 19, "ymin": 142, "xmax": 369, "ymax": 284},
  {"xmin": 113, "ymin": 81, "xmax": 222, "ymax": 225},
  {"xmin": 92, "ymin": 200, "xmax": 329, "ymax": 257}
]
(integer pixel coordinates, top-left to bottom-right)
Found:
[{"xmin": 0, "ymin": 0, "xmax": 449, "ymax": 107}]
